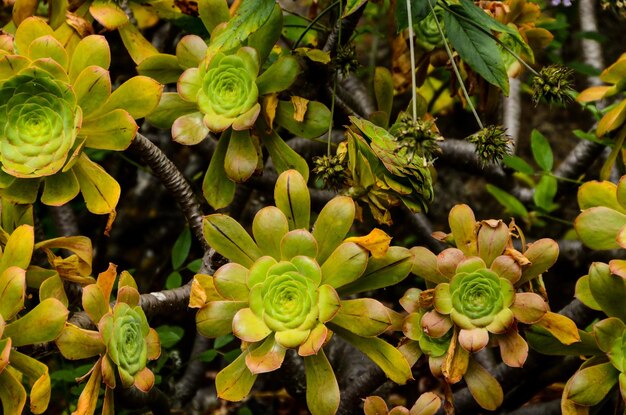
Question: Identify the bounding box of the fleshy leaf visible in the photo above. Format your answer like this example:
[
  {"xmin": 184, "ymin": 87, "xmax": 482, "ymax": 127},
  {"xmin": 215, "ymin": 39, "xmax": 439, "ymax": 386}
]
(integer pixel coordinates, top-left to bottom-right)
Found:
[
  {"xmin": 198, "ymin": 0, "xmax": 229, "ymax": 34},
  {"xmin": 69, "ymin": 35, "xmax": 111, "ymax": 81},
  {"xmin": 256, "ymin": 55, "xmax": 299, "ymax": 95},
  {"xmin": 465, "ymin": 358, "xmax": 504, "ymax": 411},
  {"xmin": 532, "ymin": 311, "xmax": 581, "ymax": 346},
  {"xmin": 203, "ymin": 133, "xmax": 236, "ymax": 210},
  {"xmin": 338, "ymin": 247, "xmax": 412, "ymax": 295},
  {"xmin": 216, "ymin": 350, "xmax": 258, "ymax": 401},
  {"xmin": 196, "ymin": 301, "xmax": 247, "ymax": 338},
  {"xmin": 497, "ymin": 330, "xmax": 529, "ymax": 368},
  {"xmin": 330, "ymin": 324, "xmax": 413, "ymax": 384},
  {"xmin": 41, "ymin": 171, "xmax": 80, "ymax": 206},
  {"xmin": 448, "ymin": 204, "xmax": 478, "ymax": 256},
  {"xmin": 304, "ymin": 349, "xmax": 340, "ymax": 415},
  {"xmin": 320, "ymin": 242, "xmax": 368, "ymax": 288},
  {"xmin": 55, "ymin": 323, "xmax": 105, "ymax": 359},
  {"xmin": 95, "ymin": 76, "xmax": 163, "ymax": 119},
  {"xmin": 364, "ymin": 396, "xmax": 389, "ymax": 415},
  {"xmin": 224, "ymin": 129, "xmax": 258, "ymax": 183},
  {"xmin": 510, "ymin": 293, "xmax": 548, "ymax": 324},
  {"xmin": 410, "ymin": 392, "xmax": 442, "ymax": 415},
  {"xmin": 331, "ymin": 298, "xmax": 392, "ymax": 337},
  {"xmin": 82, "ymin": 284, "xmax": 108, "ymax": 324},
  {"xmin": 281, "ymin": 229, "xmax": 318, "ymax": 260},
  {"xmin": 518, "ymin": 239, "xmax": 559, "ymax": 285},
  {"xmin": 0, "ymin": 224, "xmax": 34, "ymax": 275},
  {"xmin": 214, "ymin": 263, "xmax": 250, "ymax": 301},
  {"xmin": 274, "ymin": 169, "xmax": 310, "ymax": 230},
  {"xmin": 81, "ymin": 109, "xmax": 138, "ymax": 151},
  {"xmin": 0, "ymin": 366, "xmax": 27, "ymax": 415},
  {"xmin": 477, "ymin": 220, "xmax": 509, "ymax": 266},
  {"xmin": 252, "ymin": 206, "xmax": 289, "ymax": 260},
  {"xmin": 202, "ymin": 214, "xmax": 262, "ymax": 267},
  {"xmin": 9, "ymin": 350, "xmax": 51, "ymax": 414},
  {"xmin": 73, "ymin": 66, "xmax": 111, "ymax": 118},
  {"xmin": 73, "ymin": 360, "xmax": 102, "ymax": 415},
  {"xmin": 260, "ymin": 125, "xmax": 310, "ymax": 180},
  {"xmin": 232, "ymin": 308, "xmax": 271, "ymax": 342},
  {"xmin": 410, "ymin": 247, "xmax": 447, "ymax": 284},
  {"xmin": 567, "ymin": 361, "xmax": 619, "ymax": 406},
  {"xmin": 136, "ymin": 53, "xmax": 182, "ymax": 84},
  {"xmin": 275, "ymin": 100, "xmax": 331, "ymax": 139},
  {"xmin": 312, "ymin": 196, "xmax": 355, "ymax": 264},
  {"xmin": 0, "ymin": 266, "xmax": 26, "ymax": 320},
  {"xmin": 575, "ymin": 207, "xmax": 626, "ymax": 250},
  {"xmin": 73, "ymin": 154, "xmax": 121, "ymax": 215},
  {"xmin": 4, "ymin": 298, "xmax": 67, "ymax": 346},
  {"xmin": 245, "ymin": 334, "xmax": 286, "ymax": 374},
  {"xmin": 589, "ymin": 262, "xmax": 626, "ymax": 321}
]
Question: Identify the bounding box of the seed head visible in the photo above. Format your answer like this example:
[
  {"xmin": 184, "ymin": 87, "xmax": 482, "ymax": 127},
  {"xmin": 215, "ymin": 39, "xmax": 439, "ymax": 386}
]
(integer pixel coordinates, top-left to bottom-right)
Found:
[
  {"xmin": 467, "ymin": 125, "xmax": 512, "ymax": 165},
  {"xmin": 313, "ymin": 154, "xmax": 348, "ymax": 190},
  {"xmin": 532, "ymin": 64, "xmax": 575, "ymax": 106}
]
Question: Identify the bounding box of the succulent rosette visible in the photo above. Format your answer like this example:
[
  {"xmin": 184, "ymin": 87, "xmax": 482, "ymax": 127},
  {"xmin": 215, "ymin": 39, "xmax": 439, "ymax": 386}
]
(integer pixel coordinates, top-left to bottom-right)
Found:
[
  {"xmin": 556, "ymin": 261, "xmax": 626, "ymax": 412},
  {"xmin": 0, "ymin": 17, "xmax": 162, "ymax": 217},
  {"xmin": 363, "ymin": 393, "xmax": 442, "ymax": 415},
  {"xmin": 190, "ymin": 170, "xmax": 415, "ymax": 415},
  {"xmin": 56, "ymin": 265, "xmax": 160, "ymax": 414},
  {"xmin": 0, "ymin": 225, "xmax": 68, "ymax": 414}
]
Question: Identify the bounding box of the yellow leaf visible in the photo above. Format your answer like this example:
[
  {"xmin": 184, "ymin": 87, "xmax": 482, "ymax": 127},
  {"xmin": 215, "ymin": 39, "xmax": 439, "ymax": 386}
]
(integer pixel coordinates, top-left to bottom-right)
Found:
[
  {"xmin": 96, "ymin": 263, "xmax": 117, "ymax": 305},
  {"xmin": 577, "ymin": 86, "xmax": 612, "ymax": 103},
  {"xmin": 534, "ymin": 311, "xmax": 581, "ymax": 345},
  {"xmin": 291, "ymin": 96, "xmax": 309, "ymax": 122},
  {"xmin": 345, "ymin": 228, "xmax": 392, "ymax": 259},
  {"xmin": 263, "ymin": 94, "xmax": 279, "ymax": 130}
]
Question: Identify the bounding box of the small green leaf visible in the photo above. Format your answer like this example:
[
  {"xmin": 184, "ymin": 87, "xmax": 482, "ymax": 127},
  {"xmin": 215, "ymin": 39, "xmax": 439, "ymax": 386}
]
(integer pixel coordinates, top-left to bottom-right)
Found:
[
  {"xmin": 155, "ymin": 325, "xmax": 185, "ymax": 349},
  {"xmin": 320, "ymin": 242, "xmax": 368, "ymax": 288},
  {"xmin": 343, "ymin": 0, "xmax": 367, "ymax": 17},
  {"xmin": 165, "ymin": 272, "xmax": 182, "ymax": 289},
  {"xmin": 502, "ymin": 155, "xmax": 534, "ymax": 175},
  {"xmin": 203, "ymin": 132, "xmax": 236, "ymax": 210},
  {"xmin": 187, "ymin": 259, "xmax": 203, "ymax": 273},
  {"xmin": 303, "ymin": 349, "xmax": 340, "ymax": 415},
  {"xmin": 533, "ymin": 175, "xmax": 558, "ymax": 212},
  {"xmin": 575, "ymin": 206, "xmax": 626, "ymax": 250},
  {"xmin": 259, "ymin": 126, "xmax": 310, "ymax": 181},
  {"xmin": 172, "ymin": 227, "xmax": 192, "ymax": 269},
  {"xmin": 197, "ymin": 349, "xmax": 218, "ymax": 362},
  {"xmin": 486, "ymin": 184, "xmax": 529, "ymax": 218},
  {"xmin": 395, "ymin": 0, "xmax": 430, "ymax": 31},
  {"xmin": 215, "ymin": 333, "xmax": 235, "ymax": 349},
  {"xmin": 530, "ymin": 130, "xmax": 554, "ymax": 171},
  {"xmin": 373, "ymin": 67, "xmax": 393, "ymax": 127}
]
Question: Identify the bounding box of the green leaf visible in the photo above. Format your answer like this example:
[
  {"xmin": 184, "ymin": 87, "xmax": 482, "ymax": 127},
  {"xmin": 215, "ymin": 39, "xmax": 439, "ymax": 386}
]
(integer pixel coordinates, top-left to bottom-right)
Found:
[
  {"xmin": 396, "ymin": 0, "xmax": 430, "ymax": 31},
  {"xmin": 73, "ymin": 66, "xmax": 111, "ymax": 118},
  {"xmin": 136, "ymin": 53, "xmax": 184, "ymax": 84},
  {"xmin": 575, "ymin": 206, "xmax": 626, "ymax": 250},
  {"xmin": 303, "ymin": 349, "xmax": 340, "ymax": 415},
  {"xmin": 81, "ymin": 109, "xmax": 138, "ymax": 151},
  {"xmin": 274, "ymin": 169, "xmax": 311, "ymax": 231},
  {"xmin": 203, "ymin": 133, "xmax": 236, "ymax": 210},
  {"xmin": 465, "ymin": 358, "xmax": 503, "ymax": 411},
  {"xmin": 331, "ymin": 298, "xmax": 391, "ymax": 337},
  {"xmin": 96, "ymin": 75, "xmax": 163, "ymax": 119},
  {"xmin": 248, "ymin": 5, "xmax": 283, "ymax": 64},
  {"xmin": 589, "ymin": 262, "xmax": 626, "ymax": 321},
  {"xmin": 42, "ymin": 170, "xmax": 80, "ymax": 207},
  {"xmin": 252, "ymin": 207, "xmax": 289, "ymax": 260},
  {"xmin": 443, "ymin": 6, "xmax": 509, "ymax": 94},
  {"xmin": 256, "ymin": 55, "xmax": 300, "ymax": 95},
  {"xmin": 312, "ymin": 196, "xmax": 355, "ymax": 264},
  {"xmin": 275, "ymin": 100, "xmax": 331, "ymax": 139},
  {"xmin": 203, "ymin": 214, "xmax": 262, "ymax": 267},
  {"xmin": 73, "ymin": 154, "xmax": 121, "ymax": 215},
  {"xmin": 320, "ymin": 242, "xmax": 368, "ymax": 288},
  {"xmin": 526, "ymin": 326, "xmax": 600, "ymax": 356},
  {"xmin": 197, "ymin": 349, "xmax": 218, "ymax": 362},
  {"xmin": 69, "ymin": 35, "xmax": 111, "ymax": 81},
  {"xmin": 216, "ymin": 350, "xmax": 257, "ymax": 401},
  {"xmin": 215, "ymin": 333, "xmax": 235, "ymax": 349},
  {"xmin": 165, "ymin": 272, "xmax": 182, "ymax": 289},
  {"xmin": 0, "ymin": 367, "xmax": 27, "ymax": 415},
  {"xmin": 172, "ymin": 227, "xmax": 192, "ymax": 269},
  {"xmin": 198, "ymin": 0, "xmax": 229, "ymax": 34},
  {"xmin": 567, "ymin": 361, "xmax": 619, "ymax": 406},
  {"xmin": 502, "ymin": 155, "xmax": 534, "ymax": 175},
  {"xmin": 147, "ymin": 93, "xmax": 199, "ymax": 129},
  {"xmin": 196, "ymin": 301, "xmax": 246, "ymax": 338},
  {"xmin": 55, "ymin": 324, "xmax": 105, "ymax": 360},
  {"xmin": 224, "ymin": 129, "xmax": 259, "ymax": 183},
  {"xmin": 373, "ymin": 67, "xmax": 393, "ymax": 127},
  {"xmin": 118, "ymin": 21, "xmax": 159, "ymax": 64},
  {"xmin": 486, "ymin": 184, "xmax": 529, "ymax": 218},
  {"xmin": 187, "ymin": 259, "xmax": 203, "ymax": 273},
  {"xmin": 329, "ymin": 324, "xmax": 413, "ymax": 385},
  {"xmin": 530, "ymin": 130, "xmax": 553, "ymax": 171},
  {"xmin": 457, "ymin": 0, "xmax": 518, "ymax": 36},
  {"xmin": 4, "ymin": 298, "xmax": 68, "ymax": 346},
  {"xmin": 207, "ymin": 0, "xmax": 275, "ymax": 55},
  {"xmin": 259, "ymin": 126, "xmax": 310, "ymax": 181},
  {"xmin": 533, "ymin": 175, "xmax": 558, "ymax": 212},
  {"xmin": 338, "ymin": 246, "xmax": 413, "ymax": 295},
  {"xmin": 155, "ymin": 325, "xmax": 184, "ymax": 349}
]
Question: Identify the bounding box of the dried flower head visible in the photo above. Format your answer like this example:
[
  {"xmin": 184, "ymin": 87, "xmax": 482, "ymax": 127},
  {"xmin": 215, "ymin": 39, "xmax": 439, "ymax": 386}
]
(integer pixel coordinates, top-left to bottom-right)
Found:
[
  {"xmin": 313, "ymin": 154, "xmax": 347, "ymax": 191},
  {"xmin": 467, "ymin": 125, "xmax": 512, "ymax": 165},
  {"xmin": 334, "ymin": 43, "xmax": 360, "ymax": 77},
  {"xmin": 601, "ymin": 0, "xmax": 626, "ymax": 17},
  {"xmin": 532, "ymin": 64, "xmax": 575, "ymax": 106},
  {"xmin": 389, "ymin": 112, "xmax": 443, "ymax": 161}
]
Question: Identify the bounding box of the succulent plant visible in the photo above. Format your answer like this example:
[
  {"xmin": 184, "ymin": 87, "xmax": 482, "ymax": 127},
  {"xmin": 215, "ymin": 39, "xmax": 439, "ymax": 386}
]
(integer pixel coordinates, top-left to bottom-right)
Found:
[
  {"xmin": 363, "ymin": 393, "xmax": 442, "ymax": 415},
  {"xmin": 0, "ymin": 224, "xmax": 68, "ymax": 414},
  {"xmin": 405, "ymin": 204, "xmax": 576, "ymax": 410},
  {"xmin": 339, "ymin": 116, "xmax": 434, "ymax": 225},
  {"xmin": 55, "ymin": 264, "xmax": 160, "ymax": 414},
  {"xmin": 0, "ymin": 17, "xmax": 162, "ymax": 218},
  {"xmin": 141, "ymin": 5, "xmax": 331, "ymax": 208},
  {"xmin": 190, "ymin": 169, "xmax": 415, "ymax": 415}
]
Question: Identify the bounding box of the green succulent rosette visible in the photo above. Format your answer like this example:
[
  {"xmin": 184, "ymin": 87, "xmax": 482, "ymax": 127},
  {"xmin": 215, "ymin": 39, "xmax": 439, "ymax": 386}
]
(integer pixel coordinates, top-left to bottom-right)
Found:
[
  {"xmin": 191, "ymin": 169, "xmax": 414, "ymax": 415},
  {"xmin": 177, "ymin": 47, "xmax": 261, "ymax": 134},
  {"xmin": 56, "ymin": 265, "xmax": 160, "ymax": 415},
  {"xmin": 0, "ymin": 224, "xmax": 68, "ymax": 415},
  {"xmin": 0, "ymin": 17, "xmax": 162, "ymax": 217}
]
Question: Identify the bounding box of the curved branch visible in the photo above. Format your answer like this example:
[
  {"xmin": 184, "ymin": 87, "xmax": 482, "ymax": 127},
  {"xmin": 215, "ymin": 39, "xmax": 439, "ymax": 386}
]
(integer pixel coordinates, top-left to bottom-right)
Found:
[{"xmin": 128, "ymin": 133, "xmax": 209, "ymax": 252}]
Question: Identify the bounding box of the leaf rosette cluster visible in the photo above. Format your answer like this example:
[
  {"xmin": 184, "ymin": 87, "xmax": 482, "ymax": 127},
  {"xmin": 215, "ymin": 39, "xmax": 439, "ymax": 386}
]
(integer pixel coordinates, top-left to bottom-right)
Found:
[
  {"xmin": 0, "ymin": 225, "xmax": 68, "ymax": 415},
  {"xmin": 0, "ymin": 17, "xmax": 162, "ymax": 217},
  {"xmin": 191, "ymin": 170, "xmax": 415, "ymax": 415},
  {"xmin": 56, "ymin": 265, "xmax": 160, "ymax": 414}
]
